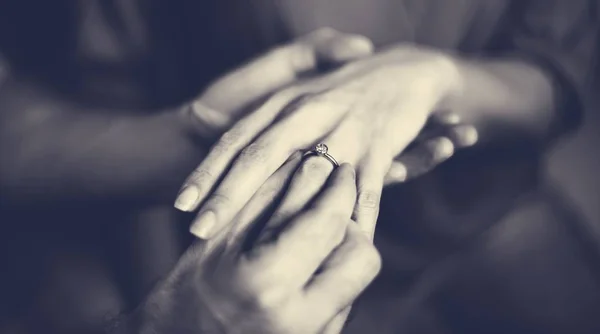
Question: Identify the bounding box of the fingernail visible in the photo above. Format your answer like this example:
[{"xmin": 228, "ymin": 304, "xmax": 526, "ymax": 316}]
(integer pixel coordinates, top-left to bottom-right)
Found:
[
  {"xmin": 190, "ymin": 211, "xmax": 217, "ymax": 239},
  {"xmin": 432, "ymin": 137, "xmax": 455, "ymax": 161},
  {"xmin": 174, "ymin": 186, "xmax": 200, "ymax": 212}
]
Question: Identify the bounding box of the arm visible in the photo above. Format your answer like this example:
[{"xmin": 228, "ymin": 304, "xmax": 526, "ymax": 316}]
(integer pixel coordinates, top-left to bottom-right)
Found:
[
  {"xmin": 444, "ymin": 58, "xmax": 555, "ymax": 144},
  {"xmin": 0, "ymin": 74, "xmax": 207, "ymax": 208},
  {"xmin": 0, "ymin": 29, "xmax": 376, "ymax": 209},
  {"xmin": 444, "ymin": 0, "xmax": 598, "ymax": 146}
]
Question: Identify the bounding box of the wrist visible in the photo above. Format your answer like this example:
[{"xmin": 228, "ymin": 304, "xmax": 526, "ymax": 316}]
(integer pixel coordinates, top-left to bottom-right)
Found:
[{"xmin": 432, "ymin": 52, "xmax": 465, "ymax": 111}]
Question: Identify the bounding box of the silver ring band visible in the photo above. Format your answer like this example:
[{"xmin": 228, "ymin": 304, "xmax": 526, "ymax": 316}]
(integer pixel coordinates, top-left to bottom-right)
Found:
[{"xmin": 303, "ymin": 143, "xmax": 339, "ymax": 168}]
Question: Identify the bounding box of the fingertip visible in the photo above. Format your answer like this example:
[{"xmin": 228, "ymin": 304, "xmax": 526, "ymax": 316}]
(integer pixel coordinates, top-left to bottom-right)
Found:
[
  {"xmin": 174, "ymin": 185, "xmax": 200, "ymax": 212},
  {"xmin": 452, "ymin": 125, "xmax": 479, "ymax": 147},
  {"xmin": 428, "ymin": 137, "xmax": 455, "ymax": 161},
  {"xmin": 432, "ymin": 110, "xmax": 461, "ymax": 125},
  {"xmin": 190, "ymin": 211, "xmax": 218, "ymax": 239},
  {"xmin": 387, "ymin": 162, "xmax": 407, "ymax": 183}
]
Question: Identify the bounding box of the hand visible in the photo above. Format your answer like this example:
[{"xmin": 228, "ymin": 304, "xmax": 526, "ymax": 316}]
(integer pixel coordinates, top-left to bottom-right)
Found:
[
  {"xmin": 385, "ymin": 110, "xmax": 478, "ymax": 185},
  {"xmin": 178, "ymin": 28, "xmax": 374, "ymax": 141},
  {"xmin": 175, "ymin": 45, "xmax": 468, "ymax": 239},
  {"xmin": 128, "ymin": 164, "xmax": 381, "ymax": 334}
]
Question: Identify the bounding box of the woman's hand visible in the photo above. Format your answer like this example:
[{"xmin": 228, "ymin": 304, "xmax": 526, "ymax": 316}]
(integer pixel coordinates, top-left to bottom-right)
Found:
[
  {"xmin": 175, "ymin": 45, "xmax": 472, "ymax": 238},
  {"xmin": 180, "ymin": 27, "xmax": 375, "ymax": 141},
  {"xmin": 0, "ymin": 28, "xmax": 375, "ymax": 206},
  {"xmin": 127, "ymin": 164, "xmax": 381, "ymax": 334}
]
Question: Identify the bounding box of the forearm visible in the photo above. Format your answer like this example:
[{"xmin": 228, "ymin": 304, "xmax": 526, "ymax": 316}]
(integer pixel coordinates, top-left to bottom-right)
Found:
[
  {"xmin": 0, "ymin": 76, "xmax": 209, "ymax": 207},
  {"xmin": 444, "ymin": 56, "xmax": 556, "ymax": 144}
]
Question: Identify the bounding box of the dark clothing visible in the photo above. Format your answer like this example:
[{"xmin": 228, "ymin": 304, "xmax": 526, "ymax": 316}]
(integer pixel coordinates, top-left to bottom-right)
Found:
[
  {"xmin": 0, "ymin": 1, "xmax": 598, "ymax": 333},
  {"xmin": 0, "ymin": 0, "xmax": 596, "ymax": 120}
]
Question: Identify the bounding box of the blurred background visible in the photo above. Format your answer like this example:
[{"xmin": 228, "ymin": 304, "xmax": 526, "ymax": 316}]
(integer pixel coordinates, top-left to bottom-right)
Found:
[{"xmin": 547, "ymin": 90, "xmax": 600, "ymax": 230}]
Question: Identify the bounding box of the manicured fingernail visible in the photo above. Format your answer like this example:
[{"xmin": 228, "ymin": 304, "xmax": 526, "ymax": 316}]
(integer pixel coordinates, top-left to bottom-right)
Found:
[
  {"xmin": 190, "ymin": 211, "xmax": 217, "ymax": 239},
  {"xmin": 174, "ymin": 186, "xmax": 200, "ymax": 212}
]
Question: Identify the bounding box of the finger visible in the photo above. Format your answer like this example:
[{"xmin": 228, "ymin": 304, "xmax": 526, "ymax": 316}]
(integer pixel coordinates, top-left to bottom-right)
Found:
[
  {"xmin": 312, "ymin": 30, "xmax": 374, "ymax": 72},
  {"xmin": 177, "ymin": 77, "xmax": 348, "ymax": 218},
  {"xmin": 419, "ymin": 110, "xmax": 479, "ymax": 148},
  {"xmin": 429, "ymin": 110, "xmax": 462, "ymax": 125},
  {"xmin": 387, "ymin": 101, "xmax": 432, "ymax": 158},
  {"xmin": 257, "ymin": 120, "xmax": 362, "ymax": 241},
  {"xmin": 186, "ymin": 91, "xmax": 352, "ymax": 239},
  {"xmin": 198, "ymin": 28, "xmax": 373, "ymax": 114},
  {"xmin": 448, "ymin": 124, "xmax": 478, "ymax": 148},
  {"xmin": 175, "ymin": 85, "xmax": 300, "ymax": 213},
  {"xmin": 417, "ymin": 122, "xmax": 479, "ymax": 149},
  {"xmin": 252, "ymin": 164, "xmax": 357, "ymax": 287},
  {"xmin": 186, "ymin": 126, "xmax": 301, "ymax": 239},
  {"xmin": 227, "ymin": 152, "xmax": 304, "ymax": 244},
  {"xmin": 303, "ymin": 223, "xmax": 381, "ymax": 322},
  {"xmin": 320, "ymin": 307, "xmax": 352, "ymax": 334},
  {"xmin": 256, "ymin": 154, "xmax": 336, "ymax": 243},
  {"xmin": 384, "ymin": 136, "xmax": 454, "ymax": 185},
  {"xmin": 353, "ymin": 148, "xmax": 389, "ymax": 241}
]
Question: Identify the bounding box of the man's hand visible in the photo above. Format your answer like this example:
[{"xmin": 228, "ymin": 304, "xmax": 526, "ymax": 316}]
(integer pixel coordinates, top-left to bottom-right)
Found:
[
  {"xmin": 128, "ymin": 164, "xmax": 381, "ymax": 334},
  {"xmin": 180, "ymin": 27, "xmax": 375, "ymax": 141},
  {"xmin": 0, "ymin": 29, "xmax": 373, "ymax": 206},
  {"xmin": 175, "ymin": 45, "xmax": 477, "ymax": 239}
]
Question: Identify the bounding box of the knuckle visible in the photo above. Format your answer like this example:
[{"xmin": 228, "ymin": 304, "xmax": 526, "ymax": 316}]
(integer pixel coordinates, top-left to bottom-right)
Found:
[
  {"xmin": 213, "ymin": 128, "xmax": 243, "ymax": 154},
  {"xmin": 298, "ymin": 157, "xmax": 333, "ymax": 178},
  {"xmin": 209, "ymin": 193, "xmax": 232, "ymax": 208},
  {"xmin": 220, "ymin": 128, "xmax": 243, "ymax": 146},
  {"xmin": 239, "ymin": 142, "xmax": 269, "ymax": 163},
  {"xmin": 357, "ymin": 189, "xmax": 380, "ymax": 210},
  {"xmin": 187, "ymin": 168, "xmax": 214, "ymax": 184}
]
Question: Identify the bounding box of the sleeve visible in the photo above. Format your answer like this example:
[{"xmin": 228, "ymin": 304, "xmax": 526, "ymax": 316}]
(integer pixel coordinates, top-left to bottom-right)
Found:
[{"xmin": 487, "ymin": 0, "xmax": 599, "ymax": 139}]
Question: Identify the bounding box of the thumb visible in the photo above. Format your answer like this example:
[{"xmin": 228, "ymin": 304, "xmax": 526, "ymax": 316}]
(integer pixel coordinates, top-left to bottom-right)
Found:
[
  {"xmin": 308, "ymin": 28, "xmax": 374, "ymax": 68},
  {"xmin": 198, "ymin": 28, "xmax": 374, "ymax": 114}
]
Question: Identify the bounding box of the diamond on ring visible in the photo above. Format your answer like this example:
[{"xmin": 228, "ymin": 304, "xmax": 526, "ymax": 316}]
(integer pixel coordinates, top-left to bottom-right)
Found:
[
  {"xmin": 315, "ymin": 143, "xmax": 328, "ymax": 155},
  {"xmin": 304, "ymin": 143, "xmax": 339, "ymax": 168}
]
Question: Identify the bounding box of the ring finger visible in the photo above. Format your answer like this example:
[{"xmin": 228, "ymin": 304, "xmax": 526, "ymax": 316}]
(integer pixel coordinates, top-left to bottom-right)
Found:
[{"xmin": 257, "ymin": 137, "xmax": 351, "ymax": 243}]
